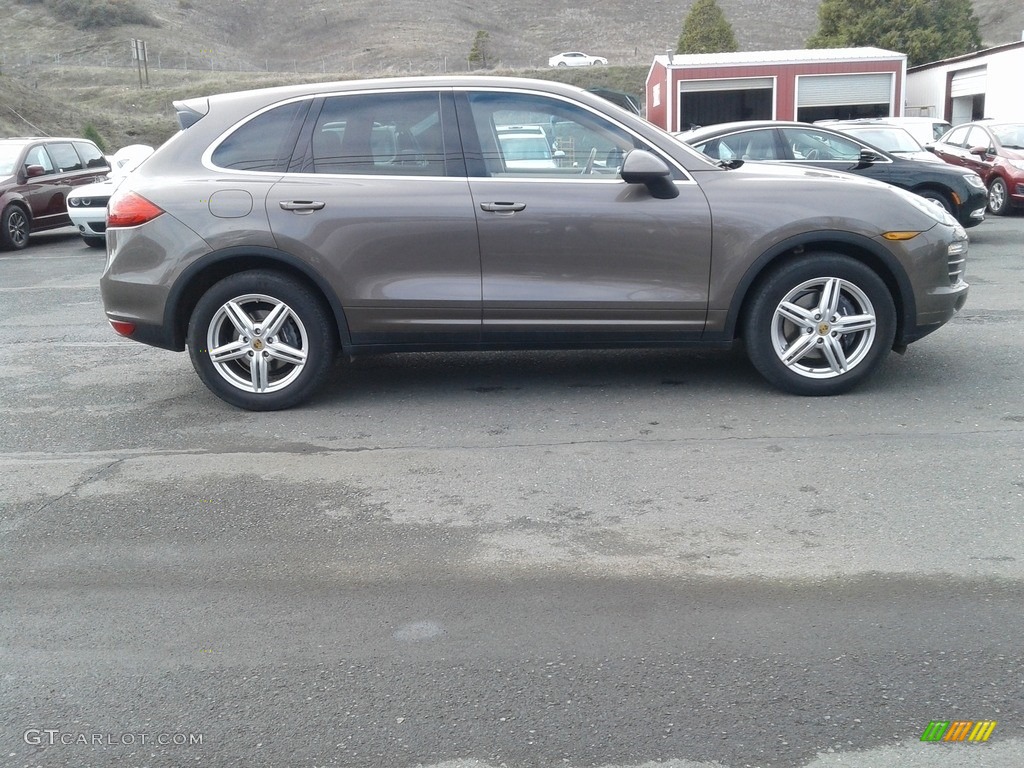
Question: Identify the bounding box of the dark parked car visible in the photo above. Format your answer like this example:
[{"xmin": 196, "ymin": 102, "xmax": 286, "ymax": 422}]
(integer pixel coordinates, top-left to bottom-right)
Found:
[
  {"xmin": 100, "ymin": 77, "xmax": 969, "ymax": 410},
  {"xmin": 932, "ymin": 121, "xmax": 1024, "ymax": 215},
  {"xmin": 678, "ymin": 121, "xmax": 988, "ymax": 228},
  {"xmin": 0, "ymin": 137, "xmax": 110, "ymax": 250}
]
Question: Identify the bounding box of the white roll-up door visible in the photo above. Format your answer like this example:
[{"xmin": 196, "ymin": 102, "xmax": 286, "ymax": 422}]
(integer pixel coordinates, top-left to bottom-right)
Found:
[
  {"xmin": 951, "ymin": 66, "xmax": 987, "ymax": 97},
  {"xmin": 797, "ymin": 73, "xmax": 894, "ymax": 107}
]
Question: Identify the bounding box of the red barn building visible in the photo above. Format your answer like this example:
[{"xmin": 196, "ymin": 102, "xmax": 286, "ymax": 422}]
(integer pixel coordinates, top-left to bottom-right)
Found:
[{"xmin": 646, "ymin": 47, "xmax": 906, "ymax": 132}]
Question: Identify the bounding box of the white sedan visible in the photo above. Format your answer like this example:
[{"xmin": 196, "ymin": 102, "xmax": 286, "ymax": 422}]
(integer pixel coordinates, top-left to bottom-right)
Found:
[
  {"xmin": 66, "ymin": 144, "xmax": 153, "ymax": 248},
  {"xmin": 548, "ymin": 51, "xmax": 607, "ymax": 67}
]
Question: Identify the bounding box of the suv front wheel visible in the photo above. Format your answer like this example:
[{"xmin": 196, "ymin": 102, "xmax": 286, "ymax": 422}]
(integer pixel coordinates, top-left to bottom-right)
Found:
[
  {"xmin": 187, "ymin": 270, "xmax": 337, "ymax": 410},
  {"xmin": 1, "ymin": 205, "xmax": 30, "ymax": 250},
  {"xmin": 743, "ymin": 254, "xmax": 896, "ymax": 396}
]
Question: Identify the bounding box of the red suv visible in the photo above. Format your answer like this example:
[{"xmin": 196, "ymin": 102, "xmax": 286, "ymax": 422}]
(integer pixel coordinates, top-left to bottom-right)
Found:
[
  {"xmin": 0, "ymin": 137, "xmax": 110, "ymax": 250},
  {"xmin": 933, "ymin": 122, "xmax": 1024, "ymax": 215}
]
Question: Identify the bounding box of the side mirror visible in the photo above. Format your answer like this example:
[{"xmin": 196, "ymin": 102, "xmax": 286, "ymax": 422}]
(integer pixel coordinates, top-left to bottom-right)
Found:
[
  {"xmin": 969, "ymin": 145, "xmax": 992, "ymax": 158},
  {"xmin": 620, "ymin": 149, "xmax": 679, "ymax": 199},
  {"xmin": 24, "ymin": 164, "xmax": 46, "ymax": 178},
  {"xmin": 857, "ymin": 148, "xmax": 885, "ymax": 166}
]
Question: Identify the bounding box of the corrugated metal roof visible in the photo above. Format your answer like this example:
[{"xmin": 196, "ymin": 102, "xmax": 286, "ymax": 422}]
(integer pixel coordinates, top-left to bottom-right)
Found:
[{"xmin": 654, "ymin": 47, "xmax": 905, "ymax": 68}]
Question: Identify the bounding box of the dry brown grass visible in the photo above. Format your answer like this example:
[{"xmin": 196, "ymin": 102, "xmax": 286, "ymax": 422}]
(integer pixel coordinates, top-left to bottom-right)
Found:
[{"xmin": 1, "ymin": 0, "xmax": 1016, "ymax": 149}]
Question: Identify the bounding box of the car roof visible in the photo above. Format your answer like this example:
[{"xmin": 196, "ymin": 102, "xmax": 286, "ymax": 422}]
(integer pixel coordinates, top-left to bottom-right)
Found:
[
  {"xmin": 173, "ymin": 76, "xmax": 634, "ymax": 131},
  {"xmin": 1, "ymin": 137, "xmax": 98, "ymax": 143},
  {"xmin": 679, "ymin": 120, "xmax": 818, "ymax": 140}
]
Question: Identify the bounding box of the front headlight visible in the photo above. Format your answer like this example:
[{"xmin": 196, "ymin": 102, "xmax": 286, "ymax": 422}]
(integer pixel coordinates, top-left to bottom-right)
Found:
[
  {"xmin": 963, "ymin": 173, "xmax": 985, "ymax": 189},
  {"xmin": 893, "ymin": 187, "xmax": 959, "ymax": 226}
]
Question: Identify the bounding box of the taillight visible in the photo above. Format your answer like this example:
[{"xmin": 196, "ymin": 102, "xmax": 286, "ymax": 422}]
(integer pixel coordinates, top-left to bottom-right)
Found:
[
  {"xmin": 107, "ymin": 190, "xmax": 164, "ymax": 228},
  {"xmin": 109, "ymin": 320, "xmax": 136, "ymax": 337}
]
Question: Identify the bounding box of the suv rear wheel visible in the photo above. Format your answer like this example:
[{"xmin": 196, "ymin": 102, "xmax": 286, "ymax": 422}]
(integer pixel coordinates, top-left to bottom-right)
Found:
[
  {"xmin": 743, "ymin": 254, "xmax": 896, "ymax": 395},
  {"xmin": 187, "ymin": 270, "xmax": 337, "ymax": 410}
]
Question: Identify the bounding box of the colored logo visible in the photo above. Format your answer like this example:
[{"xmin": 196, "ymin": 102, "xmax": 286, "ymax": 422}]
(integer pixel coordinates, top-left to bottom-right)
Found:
[{"xmin": 921, "ymin": 720, "xmax": 997, "ymax": 742}]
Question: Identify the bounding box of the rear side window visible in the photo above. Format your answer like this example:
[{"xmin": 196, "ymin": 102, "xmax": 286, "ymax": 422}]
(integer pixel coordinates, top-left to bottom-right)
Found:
[
  {"xmin": 211, "ymin": 101, "xmax": 309, "ymax": 172},
  {"xmin": 311, "ymin": 91, "xmax": 447, "ymax": 176},
  {"xmin": 47, "ymin": 142, "xmax": 83, "ymax": 173},
  {"xmin": 74, "ymin": 141, "xmax": 107, "ymax": 169}
]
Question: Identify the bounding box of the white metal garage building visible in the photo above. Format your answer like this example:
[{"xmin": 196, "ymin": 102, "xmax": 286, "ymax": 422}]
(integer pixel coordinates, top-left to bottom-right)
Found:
[{"xmin": 905, "ymin": 40, "xmax": 1024, "ymax": 125}]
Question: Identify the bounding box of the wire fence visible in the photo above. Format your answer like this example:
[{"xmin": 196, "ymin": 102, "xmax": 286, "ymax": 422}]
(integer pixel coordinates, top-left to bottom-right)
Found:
[{"xmin": 0, "ymin": 48, "xmax": 564, "ymax": 78}]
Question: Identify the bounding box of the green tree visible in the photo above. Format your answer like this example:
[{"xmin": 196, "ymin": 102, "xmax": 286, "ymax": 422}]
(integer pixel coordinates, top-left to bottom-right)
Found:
[
  {"xmin": 807, "ymin": 0, "xmax": 980, "ymax": 67},
  {"xmin": 677, "ymin": 0, "xmax": 739, "ymax": 54},
  {"xmin": 82, "ymin": 124, "xmax": 107, "ymax": 153},
  {"xmin": 467, "ymin": 30, "xmax": 491, "ymax": 70}
]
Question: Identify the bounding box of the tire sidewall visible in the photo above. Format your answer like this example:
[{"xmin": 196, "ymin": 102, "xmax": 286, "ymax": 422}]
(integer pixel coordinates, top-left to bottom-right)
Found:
[
  {"xmin": 187, "ymin": 270, "xmax": 336, "ymax": 410},
  {"xmin": 988, "ymin": 177, "xmax": 1008, "ymax": 215},
  {"xmin": 1, "ymin": 205, "xmax": 30, "ymax": 251},
  {"xmin": 743, "ymin": 254, "xmax": 897, "ymax": 396}
]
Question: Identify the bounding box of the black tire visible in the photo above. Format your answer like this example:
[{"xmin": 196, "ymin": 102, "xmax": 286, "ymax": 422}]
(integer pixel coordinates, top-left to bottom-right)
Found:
[
  {"xmin": 83, "ymin": 235, "xmax": 106, "ymax": 249},
  {"xmin": 916, "ymin": 189, "xmax": 952, "ymax": 214},
  {"xmin": 187, "ymin": 270, "xmax": 337, "ymax": 410},
  {"xmin": 743, "ymin": 254, "xmax": 896, "ymax": 396},
  {"xmin": 988, "ymin": 177, "xmax": 1009, "ymax": 215},
  {"xmin": 1, "ymin": 205, "xmax": 30, "ymax": 251}
]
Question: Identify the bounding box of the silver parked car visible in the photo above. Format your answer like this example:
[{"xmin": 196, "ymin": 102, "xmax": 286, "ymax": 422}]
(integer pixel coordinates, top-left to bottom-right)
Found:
[{"xmin": 100, "ymin": 76, "xmax": 969, "ymax": 410}]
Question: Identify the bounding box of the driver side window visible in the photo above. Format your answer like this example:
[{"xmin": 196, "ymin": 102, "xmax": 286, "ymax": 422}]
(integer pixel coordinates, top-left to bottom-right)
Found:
[
  {"xmin": 24, "ymin": 145, "xmax": 55, "ymax": 175},
  {"xmin": 465, "ymin": 91, "xmax": 639, "ymax": 178}
]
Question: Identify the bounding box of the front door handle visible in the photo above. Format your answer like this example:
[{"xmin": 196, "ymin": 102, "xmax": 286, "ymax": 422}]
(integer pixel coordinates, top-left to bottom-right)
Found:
[
  {"xmin": 280, "ymin": 200, "xmax": 326, "ymax": 213},
  {"xmin": 480, "ymin": 201, "xmax": 526, "ymax": 213}
]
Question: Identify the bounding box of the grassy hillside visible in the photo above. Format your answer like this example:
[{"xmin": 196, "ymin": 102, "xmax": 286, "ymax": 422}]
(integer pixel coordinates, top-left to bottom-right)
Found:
[{"xmin": 1, "ymin": 0, "xmax": 1017, "ymax": 150}]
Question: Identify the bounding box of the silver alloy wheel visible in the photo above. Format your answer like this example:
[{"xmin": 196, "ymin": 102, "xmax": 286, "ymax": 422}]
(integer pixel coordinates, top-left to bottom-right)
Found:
[
  {"xmin": 206, "ymin": 293, "xmax": 309, "ymax": 393},
  {"xmin": 988, "ymin": 178, "xmax": 1007, "ymax": 214},
  {"xmin": 769, "ymin": 276, "xmax": 877, "ymax": 379},
  {"xmin": 6, "ymin": 208, "xmax": 28, "ymax": 248}
]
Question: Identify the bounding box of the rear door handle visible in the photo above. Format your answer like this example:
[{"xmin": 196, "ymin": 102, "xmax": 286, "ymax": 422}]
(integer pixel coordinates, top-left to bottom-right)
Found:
[
  {"xmin": 280, "ymin": 200, "xmax": 326, "ymax": 213},
  {"xmin": 480, "ymin": 201, "xmax": 526, "ymax": 213}
]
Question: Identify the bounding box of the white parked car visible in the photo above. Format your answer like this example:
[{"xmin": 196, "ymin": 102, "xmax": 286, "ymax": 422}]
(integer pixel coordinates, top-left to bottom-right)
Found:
[
  {"xmin": 496, "ymin": 125, "xmax": 561, "ymax": 169},
  {"xmin": 66, "ymin": 144, "xmax": 153, "ymax": 248},
  {"xmin": 548, "ymin": 51, "xmax": 607, "ymax": 67}
]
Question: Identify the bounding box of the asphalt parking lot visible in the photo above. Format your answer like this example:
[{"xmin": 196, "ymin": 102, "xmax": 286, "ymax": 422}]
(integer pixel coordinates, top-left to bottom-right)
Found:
[{"xmin": 2, "ymin": 215, "xmax": 1023, "ymax": 768}]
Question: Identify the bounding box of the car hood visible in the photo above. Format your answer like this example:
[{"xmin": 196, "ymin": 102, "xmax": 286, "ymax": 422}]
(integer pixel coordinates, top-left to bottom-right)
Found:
[
  {"xmin": 700, "ymin": 157, "xmax": 891, "ymax": 188},
  {"xmin": 67, "ymin": 179, "xmax": 116, "ymax": 201}
]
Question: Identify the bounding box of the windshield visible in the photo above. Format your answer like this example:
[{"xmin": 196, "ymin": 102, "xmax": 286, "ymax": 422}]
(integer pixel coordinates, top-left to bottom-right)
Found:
[
  {"xmin": 992, "ymin": 124, "xmax": 1024, "ymax": 150},
  {"xmin": 0, "ymin": 145, "xmax": 23, "ymax": 176},
  {"xmin": 845, "ymin": 128, "xmax": 923, "ymax": 153}
]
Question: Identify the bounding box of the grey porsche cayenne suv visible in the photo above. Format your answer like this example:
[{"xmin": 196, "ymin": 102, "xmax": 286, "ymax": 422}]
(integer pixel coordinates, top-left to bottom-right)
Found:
[{"xmin": 100, "ymin": 76, "xmax": 969, "ymax": 410}]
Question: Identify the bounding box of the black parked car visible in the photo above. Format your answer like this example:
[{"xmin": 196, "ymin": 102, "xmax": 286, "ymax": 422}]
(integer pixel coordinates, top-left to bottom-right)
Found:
[{"xmin": 678, "ymin": 121, "xmax": 988, "ymax": 228}]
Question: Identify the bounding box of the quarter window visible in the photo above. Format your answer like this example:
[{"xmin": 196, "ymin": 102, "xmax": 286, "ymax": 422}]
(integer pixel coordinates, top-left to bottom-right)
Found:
[
  {"xmin": 212, "ymin": 101, "xmax": 309, "ymax": 171},
  {"xmin": 74, "ymin": 141, "xmax": 108, "ymax": 169}
]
